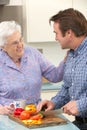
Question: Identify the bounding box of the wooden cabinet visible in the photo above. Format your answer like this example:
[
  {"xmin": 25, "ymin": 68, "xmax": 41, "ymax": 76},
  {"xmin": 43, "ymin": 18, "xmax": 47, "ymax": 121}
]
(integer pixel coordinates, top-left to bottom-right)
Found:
[
  {"xmin": 23, "ymin": 0, "xmax": 72, "ymax": 42},
  {"xmin": 42, "ymin": 77, "xmax": 49, "ymax": 83}
]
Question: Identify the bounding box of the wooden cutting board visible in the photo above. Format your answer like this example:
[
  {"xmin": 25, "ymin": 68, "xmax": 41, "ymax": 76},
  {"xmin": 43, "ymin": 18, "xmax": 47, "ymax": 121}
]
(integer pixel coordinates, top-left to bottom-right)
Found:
[{"xmin": 9, "ymin": 114, "xmax": 67, "ymax": 129}]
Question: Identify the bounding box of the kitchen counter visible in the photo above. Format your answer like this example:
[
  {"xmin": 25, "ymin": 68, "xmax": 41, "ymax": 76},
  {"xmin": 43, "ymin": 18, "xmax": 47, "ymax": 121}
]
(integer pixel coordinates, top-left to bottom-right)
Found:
[
  {"xmin": 42, "ymin": 82, "xmax": 63, "ymax": 91},
  {"xmin": 0, "ymin": 114, "xmax": 80, "ymax": 130},
  {"xmin": 41, "ymin": 82, "xmax": 63, "ymax": 101}
]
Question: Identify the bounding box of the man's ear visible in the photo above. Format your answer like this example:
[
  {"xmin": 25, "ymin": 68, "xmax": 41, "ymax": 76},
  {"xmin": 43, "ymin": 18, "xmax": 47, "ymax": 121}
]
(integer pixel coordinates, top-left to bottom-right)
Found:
[
  {"xmin": 66, "ymin": 29, "xmax": 73, "ymax": 38},
  {"xmin": 67, "ymin": 29, "xmax": 72, "ymax": 35}
]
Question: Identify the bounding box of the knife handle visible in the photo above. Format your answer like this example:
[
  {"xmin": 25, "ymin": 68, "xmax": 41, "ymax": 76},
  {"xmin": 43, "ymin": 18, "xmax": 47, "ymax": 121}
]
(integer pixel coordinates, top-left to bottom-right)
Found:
[{"xmin": 41, "ymin": 104, "xmax": 47, "ymax": 111}]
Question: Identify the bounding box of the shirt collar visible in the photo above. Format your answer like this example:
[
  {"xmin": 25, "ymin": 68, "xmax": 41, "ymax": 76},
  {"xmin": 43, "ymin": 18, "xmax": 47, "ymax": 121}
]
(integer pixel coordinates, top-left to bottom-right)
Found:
[{"xmin": 70, "ymin": 37, "xmax": 87, "ymax": 57}]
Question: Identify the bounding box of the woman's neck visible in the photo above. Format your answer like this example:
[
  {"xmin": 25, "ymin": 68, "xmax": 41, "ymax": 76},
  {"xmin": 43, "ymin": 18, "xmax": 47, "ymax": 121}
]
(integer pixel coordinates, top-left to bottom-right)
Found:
[{"xmin": 12, "ymin": 58, "xmax": 21, "ymax": 67}]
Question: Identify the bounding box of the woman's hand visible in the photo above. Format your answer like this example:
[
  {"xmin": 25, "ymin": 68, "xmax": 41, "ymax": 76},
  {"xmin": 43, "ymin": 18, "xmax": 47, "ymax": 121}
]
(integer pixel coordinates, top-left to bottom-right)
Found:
[{"xmin": 0, "ymin": 104, "xmax": 15, "ymax": 115}]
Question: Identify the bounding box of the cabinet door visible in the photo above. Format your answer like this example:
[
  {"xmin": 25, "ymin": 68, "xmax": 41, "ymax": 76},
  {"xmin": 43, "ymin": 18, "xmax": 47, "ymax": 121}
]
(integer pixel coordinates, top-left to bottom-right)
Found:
[
  {"xmin": 24, "ymin": 0, "xmax": 72, "ymax": 42},
  {"xmin": 73, "ymin": 0, "xmax": 87, "ymax": 18}
]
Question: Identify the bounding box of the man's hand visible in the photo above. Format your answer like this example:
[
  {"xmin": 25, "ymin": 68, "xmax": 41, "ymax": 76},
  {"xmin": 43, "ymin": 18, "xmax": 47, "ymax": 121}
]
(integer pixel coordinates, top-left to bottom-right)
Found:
[
  {"xmin": 36, "ymin": 100, "xmax": 55, "ymax": 112},
  {"xmin": 62, "ymin": 100, "xmax": 79, "ymax": 116}
]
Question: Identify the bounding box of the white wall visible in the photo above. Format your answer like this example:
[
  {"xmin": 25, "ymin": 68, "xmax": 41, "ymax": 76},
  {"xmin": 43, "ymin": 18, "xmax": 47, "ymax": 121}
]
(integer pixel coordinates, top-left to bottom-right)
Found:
[{"xmin": 28, "ymin": 42, "xmax": 67, "ymax": 65}]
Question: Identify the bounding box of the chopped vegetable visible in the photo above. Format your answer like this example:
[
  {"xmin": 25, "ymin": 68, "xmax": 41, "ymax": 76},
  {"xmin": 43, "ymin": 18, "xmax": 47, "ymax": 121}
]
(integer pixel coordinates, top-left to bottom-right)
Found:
[
  {"xmin": 14, "ymin": 108, "xmax": 24, "ymax": 116},
  {"xmin": 22, "ymin": 119, "xmax": 42, "ymax": 125},
  {"xmin": 30, "ymin": 113, "xmax": 44, "ymax": 120},
  {"xmin": 20, "ymin": 110, "xmax": 31, "ymax": 120},
  {"xmin": 24, "ymin": 104, "xmax": 36, "ymax": 114}
]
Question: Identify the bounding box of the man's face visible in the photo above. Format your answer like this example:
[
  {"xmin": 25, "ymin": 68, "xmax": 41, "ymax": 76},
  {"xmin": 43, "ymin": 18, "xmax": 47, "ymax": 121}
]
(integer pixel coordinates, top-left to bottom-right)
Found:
[
  {"xmin": 3, "ymin": 31, "xmax": 24, "ymax": 60},
  {"xmin": 53, "ymin": 22, "xmax": 72, "ymax": 49}
]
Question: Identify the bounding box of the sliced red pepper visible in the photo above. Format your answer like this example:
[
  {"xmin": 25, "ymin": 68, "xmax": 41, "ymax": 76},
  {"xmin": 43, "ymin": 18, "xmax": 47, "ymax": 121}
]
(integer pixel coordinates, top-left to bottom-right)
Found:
[
  {"xmin": 15, "ymin": 108, "xmax": 24, "ymax": 112},
  {"xmin": 14, "ymin": 108, "xmax": 24, "ymax": 116}
]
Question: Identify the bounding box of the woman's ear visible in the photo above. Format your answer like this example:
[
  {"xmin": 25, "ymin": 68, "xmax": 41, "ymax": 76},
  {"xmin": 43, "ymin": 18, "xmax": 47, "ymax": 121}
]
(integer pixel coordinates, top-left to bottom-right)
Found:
[
  {"xmin": 2, "ymin": 45, "xmax": 7, "ymax": 52},
  {"xmin": 0, "ymin": 45, "xmax": 4, "ymax": 50}
]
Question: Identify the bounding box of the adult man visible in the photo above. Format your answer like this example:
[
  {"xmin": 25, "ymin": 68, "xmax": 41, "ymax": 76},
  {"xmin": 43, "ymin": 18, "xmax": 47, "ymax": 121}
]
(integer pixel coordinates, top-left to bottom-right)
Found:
[{"xmin": 37, "ymin": 8, "xmax": 87, "ymax": 130}]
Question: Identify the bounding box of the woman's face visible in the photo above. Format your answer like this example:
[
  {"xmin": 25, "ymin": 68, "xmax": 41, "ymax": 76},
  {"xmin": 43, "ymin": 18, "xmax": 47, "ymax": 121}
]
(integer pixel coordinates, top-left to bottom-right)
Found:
[{"xmin": 3, "ymin": 31, "xmax": 24, "ymax": 60}]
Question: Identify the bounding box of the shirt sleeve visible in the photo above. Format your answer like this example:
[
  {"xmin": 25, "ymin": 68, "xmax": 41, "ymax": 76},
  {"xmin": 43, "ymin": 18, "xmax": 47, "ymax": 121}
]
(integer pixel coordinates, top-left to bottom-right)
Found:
[
  {"xmin": 51, "ymin": 83, "xmax": 70, "ymax": 109},
  {"xmin": 37, "ymin": 50, "xmax": 65, "ymax": 82},
  {"xmin": 77, "ymin": 97, "xmax": 87, "ymax": 116}
]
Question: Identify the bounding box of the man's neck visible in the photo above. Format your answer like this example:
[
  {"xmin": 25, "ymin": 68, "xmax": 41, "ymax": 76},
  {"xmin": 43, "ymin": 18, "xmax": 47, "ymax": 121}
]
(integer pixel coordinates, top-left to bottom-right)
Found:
[{"xmin": 71, "ymin": 36, "xmax": 86, "ymax": 50}]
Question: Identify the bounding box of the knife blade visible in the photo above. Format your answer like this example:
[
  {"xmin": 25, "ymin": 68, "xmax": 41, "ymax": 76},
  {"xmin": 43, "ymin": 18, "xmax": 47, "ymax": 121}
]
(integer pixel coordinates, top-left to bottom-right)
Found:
[{"xmin": 40, "ymin": 109, "xmax": 63, "ymax": 116}]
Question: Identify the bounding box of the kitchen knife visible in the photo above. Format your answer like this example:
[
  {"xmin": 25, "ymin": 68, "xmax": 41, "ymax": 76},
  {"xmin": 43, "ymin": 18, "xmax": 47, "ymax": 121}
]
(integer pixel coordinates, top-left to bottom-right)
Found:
[{"xmin": 40, "ymin": 109, "xmax": 63, "ymax": 116}]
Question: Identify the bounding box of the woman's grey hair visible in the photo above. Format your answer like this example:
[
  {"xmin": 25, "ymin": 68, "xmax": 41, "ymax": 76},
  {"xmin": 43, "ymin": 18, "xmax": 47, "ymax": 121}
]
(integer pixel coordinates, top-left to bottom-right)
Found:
[{"xmin": 0, "ymin": 21, "xmax": 21, "ymax": 46}]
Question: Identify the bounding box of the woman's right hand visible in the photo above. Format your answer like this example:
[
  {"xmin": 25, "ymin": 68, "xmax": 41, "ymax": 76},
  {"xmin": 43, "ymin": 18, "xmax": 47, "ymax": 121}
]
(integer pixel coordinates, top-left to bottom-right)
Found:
[
  {"xmin": 0, "ymin": 105, "xmax": 15, "ymax": 115},
  {"xmin": 36, "ymin": 100, "xmax": 55, "ymax": 112}
]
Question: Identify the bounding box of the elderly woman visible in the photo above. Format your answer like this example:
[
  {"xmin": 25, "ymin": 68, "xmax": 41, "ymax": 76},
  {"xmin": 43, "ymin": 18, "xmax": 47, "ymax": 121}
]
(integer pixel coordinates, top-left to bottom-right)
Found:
[{"xmin": 0, "ymin": 21, "xmax": 65, "ymax": 115}]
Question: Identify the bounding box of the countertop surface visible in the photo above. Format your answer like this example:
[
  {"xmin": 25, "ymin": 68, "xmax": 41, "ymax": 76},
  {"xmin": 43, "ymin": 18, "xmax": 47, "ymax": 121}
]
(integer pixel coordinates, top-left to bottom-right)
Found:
[
  {"xmin": 42, "ymin": 82, "xmax": 63, "ymax": 91},
  {"xmin": 0, "ymin": 114, "xmax": 80, "ymax": 130}
]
